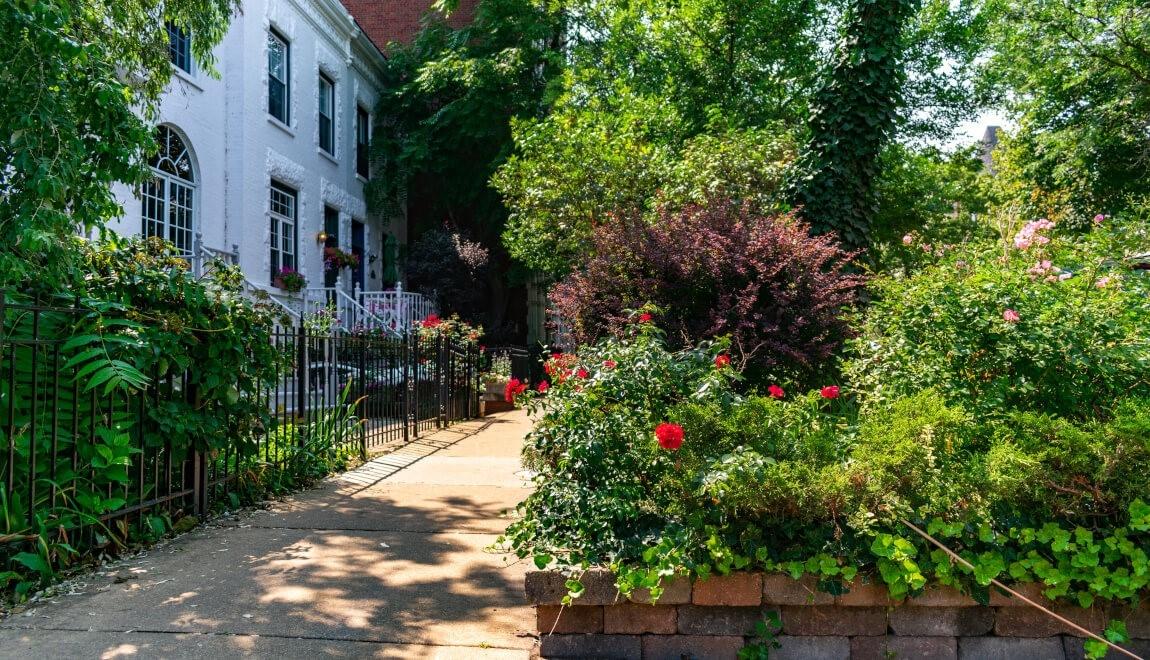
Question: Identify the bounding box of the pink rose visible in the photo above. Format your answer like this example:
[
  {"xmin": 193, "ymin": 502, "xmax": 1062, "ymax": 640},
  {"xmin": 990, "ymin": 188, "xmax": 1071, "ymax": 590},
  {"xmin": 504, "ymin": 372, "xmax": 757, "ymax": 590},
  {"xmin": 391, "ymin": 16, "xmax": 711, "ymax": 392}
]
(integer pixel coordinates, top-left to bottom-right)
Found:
[{"xmin": 1002, "ymin": 309, "xmax": 1020, "ymax": 323}]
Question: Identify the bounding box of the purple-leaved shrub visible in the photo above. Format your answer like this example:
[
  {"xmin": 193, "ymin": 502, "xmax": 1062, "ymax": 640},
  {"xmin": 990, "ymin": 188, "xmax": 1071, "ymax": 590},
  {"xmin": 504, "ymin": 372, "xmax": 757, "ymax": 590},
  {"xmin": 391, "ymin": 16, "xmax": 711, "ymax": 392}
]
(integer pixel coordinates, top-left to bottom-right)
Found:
[{"xmin": 551, "ymin": 201, "xmax": 863, "ymax": 383}]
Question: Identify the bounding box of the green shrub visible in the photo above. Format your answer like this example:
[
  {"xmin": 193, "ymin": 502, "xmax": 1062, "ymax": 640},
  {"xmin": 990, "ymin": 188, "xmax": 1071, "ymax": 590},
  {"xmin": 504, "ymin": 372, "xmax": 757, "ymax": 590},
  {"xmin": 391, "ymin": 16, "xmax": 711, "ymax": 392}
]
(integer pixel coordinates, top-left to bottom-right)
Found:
[
  {"xmin": 504, "ymin": 327, "xmax": 1150, "ymax": 616},
  {"xmin": 845, "ymin": 216, "xmax": 1150, "ymax": 418},
  {"xmin": 0, "ymin": 238, "xmax": 362, "ymax": 598}
]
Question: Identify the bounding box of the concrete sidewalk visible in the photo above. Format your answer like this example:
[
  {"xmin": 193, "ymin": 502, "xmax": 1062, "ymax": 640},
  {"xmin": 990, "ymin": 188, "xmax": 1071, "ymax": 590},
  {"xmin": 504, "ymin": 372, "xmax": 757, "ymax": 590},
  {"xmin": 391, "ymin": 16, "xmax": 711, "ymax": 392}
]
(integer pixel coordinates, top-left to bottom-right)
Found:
[{"xmin": 0, "ymin": 412, "xmax": 536, "ymax": 659}]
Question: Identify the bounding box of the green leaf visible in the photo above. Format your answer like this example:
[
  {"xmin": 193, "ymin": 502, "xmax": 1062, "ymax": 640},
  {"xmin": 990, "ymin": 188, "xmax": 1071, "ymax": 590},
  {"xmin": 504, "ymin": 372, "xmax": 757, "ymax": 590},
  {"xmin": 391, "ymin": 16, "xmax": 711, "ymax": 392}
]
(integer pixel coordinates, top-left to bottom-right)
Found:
[{"xmin": 13, "ymin": 552, "xmax": 52, "ymax": 577}]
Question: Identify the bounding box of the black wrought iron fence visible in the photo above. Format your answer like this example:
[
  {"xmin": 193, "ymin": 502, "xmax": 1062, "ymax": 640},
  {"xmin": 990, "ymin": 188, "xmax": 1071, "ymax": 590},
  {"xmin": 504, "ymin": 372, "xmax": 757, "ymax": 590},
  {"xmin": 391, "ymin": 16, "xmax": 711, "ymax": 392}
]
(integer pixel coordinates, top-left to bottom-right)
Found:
[{"xmin": 0, "ymin": 297, "xmax": 480, "ymax": 550}]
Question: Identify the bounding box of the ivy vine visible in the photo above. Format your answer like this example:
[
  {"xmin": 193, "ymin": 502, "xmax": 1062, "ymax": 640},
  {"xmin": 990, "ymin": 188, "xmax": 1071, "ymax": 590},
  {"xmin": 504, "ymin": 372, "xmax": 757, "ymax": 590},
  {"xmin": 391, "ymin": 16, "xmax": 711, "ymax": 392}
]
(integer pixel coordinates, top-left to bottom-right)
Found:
[{"xmin": 790, "ymin": 0, "xmax": 922, "ymax": 251}]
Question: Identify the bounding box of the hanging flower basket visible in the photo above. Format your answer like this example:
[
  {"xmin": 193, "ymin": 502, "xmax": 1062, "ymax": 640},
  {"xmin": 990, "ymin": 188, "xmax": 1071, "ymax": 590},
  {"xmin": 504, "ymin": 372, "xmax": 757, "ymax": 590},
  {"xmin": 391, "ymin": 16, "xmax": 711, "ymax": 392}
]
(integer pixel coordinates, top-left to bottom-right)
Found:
[{"xmin": 323, "ymin": 247, "xmax": 360, "ymax": 272}]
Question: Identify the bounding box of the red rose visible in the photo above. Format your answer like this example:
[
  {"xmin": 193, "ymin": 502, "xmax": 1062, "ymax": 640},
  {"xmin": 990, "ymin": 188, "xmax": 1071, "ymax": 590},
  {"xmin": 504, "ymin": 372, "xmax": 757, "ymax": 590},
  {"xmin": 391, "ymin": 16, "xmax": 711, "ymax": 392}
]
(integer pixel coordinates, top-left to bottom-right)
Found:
[
  {"xmin": 714, "ymin": 354, "xmax": 731, "ymax": 369},
  {"xmin": 820, "ymin": 385, "xmax": 840, "ymax": 399},
  {"xmin": 654, "ymin": 422, "xmax": 684, "ymax": 450},
  {"xmin": 638, "ymin": 312, "xmax": 652, "ymax": 323},
  {"xmin": 576, "ymin": 368, "xmax": 589, "ymax": 379},
  {"xmin": 422, "ymin": 313, "xmax": 441, "ymax": 328},
  {"xmin": 768, "ymin": 384, "xmax": 785, "ymax": 399},
  {"xmin": 537, "ymin": 381, "xmax": 549, "ymax": 393},
  {"xmin": 505, "ymin": 378, "xmax": 527, "ymax": 403},
  {"xmin": 603, "ymin": 360, "xmax": 617, "ymax": 369}
]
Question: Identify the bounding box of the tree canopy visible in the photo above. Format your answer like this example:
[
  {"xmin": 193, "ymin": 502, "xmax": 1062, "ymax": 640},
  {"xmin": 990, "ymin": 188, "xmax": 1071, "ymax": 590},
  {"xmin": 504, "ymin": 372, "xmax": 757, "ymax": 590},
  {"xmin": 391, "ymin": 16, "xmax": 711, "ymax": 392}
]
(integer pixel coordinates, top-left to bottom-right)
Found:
[
  {"xmin": 496, "ymin": 0, "xmax": 987, "ymax": 274},
  {"xmin": 981, "ymin": 0, "xmax": 1150, "ymax": 220},
  {"xmin": 0, "ymin": 0, "xmax": 237, "ymax": 289}
]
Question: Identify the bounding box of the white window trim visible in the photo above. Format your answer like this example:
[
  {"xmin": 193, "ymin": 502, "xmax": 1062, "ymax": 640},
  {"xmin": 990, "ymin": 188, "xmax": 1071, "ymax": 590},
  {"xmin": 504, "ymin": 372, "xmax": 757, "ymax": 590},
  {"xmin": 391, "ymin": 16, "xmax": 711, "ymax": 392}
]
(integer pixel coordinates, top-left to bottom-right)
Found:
[
  {"xmin": 355, "ymin": 105, "xmax": 371, "ymax": 181},
  {"xmin": 318, "ymin": 72, "xmax": 336, "ymax": 157},
  {"xmin": 269, "ymin": 181, "xmax": 298, "ymax": 284},
  {"xmin": 167, "ymin": 22, "xmax": 194, "ymax": 76},
  {"xmin": 141, "ymin": 126, "xmax": 198, "ymax": 255},
  {"xmin": 267, "ymin": 29, "xmax": 291, "ymax": 125},
  {"xmin": 170, "ymin": 66, "xmax": 203, "ymax": 92}
]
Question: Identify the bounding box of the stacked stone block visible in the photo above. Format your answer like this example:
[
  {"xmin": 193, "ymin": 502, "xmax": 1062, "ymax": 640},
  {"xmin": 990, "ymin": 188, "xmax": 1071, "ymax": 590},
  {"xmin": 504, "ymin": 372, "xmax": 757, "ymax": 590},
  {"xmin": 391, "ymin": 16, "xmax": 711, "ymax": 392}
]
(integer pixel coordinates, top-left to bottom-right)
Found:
[{"xmin": 525, "ymin": 570, "xmax": 1150, "ymax": 659}]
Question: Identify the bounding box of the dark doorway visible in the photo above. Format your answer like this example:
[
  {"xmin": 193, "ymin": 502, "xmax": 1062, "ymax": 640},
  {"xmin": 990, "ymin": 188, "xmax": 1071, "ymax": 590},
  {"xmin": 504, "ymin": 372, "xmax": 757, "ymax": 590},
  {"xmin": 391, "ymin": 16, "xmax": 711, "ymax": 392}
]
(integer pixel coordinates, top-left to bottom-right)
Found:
[
  {"xmin": 352, "ymin": 220, "xmax": 365, "ymax": 292},
  {"xmin": 323, "ymin": 206, "xmax": 339, "ymax": 288}
]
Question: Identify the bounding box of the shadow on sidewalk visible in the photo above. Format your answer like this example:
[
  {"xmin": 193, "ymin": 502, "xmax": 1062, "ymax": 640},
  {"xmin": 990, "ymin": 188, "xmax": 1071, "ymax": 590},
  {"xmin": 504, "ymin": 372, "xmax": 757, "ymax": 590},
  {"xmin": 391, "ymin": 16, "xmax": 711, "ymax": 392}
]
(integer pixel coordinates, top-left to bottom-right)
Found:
[{"xmin": 0, "ymin": 413, "xmax": 536, "ymax": 659}]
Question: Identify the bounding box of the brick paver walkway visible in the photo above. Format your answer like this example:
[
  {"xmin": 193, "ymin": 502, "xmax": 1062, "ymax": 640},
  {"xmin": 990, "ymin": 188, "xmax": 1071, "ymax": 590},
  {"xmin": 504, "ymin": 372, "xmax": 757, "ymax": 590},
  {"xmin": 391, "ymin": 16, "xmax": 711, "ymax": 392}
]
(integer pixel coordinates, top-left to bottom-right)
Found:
[{"xmin": 0, "ymin": 412, "xmax": 535, "ymax": 659}]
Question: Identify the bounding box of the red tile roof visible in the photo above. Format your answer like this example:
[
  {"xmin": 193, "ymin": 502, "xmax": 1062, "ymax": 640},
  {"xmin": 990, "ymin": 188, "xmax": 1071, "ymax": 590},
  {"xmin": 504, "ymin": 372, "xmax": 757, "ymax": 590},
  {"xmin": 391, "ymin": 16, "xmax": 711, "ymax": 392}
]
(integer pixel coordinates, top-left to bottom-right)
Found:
[{"xmin": 341, "ymin": 0, "xmax": 478, "ymax": 52}]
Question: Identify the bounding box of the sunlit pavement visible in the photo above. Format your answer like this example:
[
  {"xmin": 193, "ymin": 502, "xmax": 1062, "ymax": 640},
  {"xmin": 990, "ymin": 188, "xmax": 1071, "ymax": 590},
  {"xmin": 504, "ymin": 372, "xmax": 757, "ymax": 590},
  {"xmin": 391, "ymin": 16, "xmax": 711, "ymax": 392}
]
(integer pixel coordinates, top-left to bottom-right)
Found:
[{"xmin": 0, "ymin": 411, "xmax": 536, "ymax": 659}]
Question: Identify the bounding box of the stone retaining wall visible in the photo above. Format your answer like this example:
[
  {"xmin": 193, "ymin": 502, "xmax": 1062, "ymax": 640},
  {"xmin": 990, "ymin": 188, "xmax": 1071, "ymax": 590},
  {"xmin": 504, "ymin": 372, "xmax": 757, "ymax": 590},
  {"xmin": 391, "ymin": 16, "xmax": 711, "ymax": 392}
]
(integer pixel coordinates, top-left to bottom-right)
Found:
[{"xmin": 525, "ymin": 570, "xmax": 1150, "ymax": 659}]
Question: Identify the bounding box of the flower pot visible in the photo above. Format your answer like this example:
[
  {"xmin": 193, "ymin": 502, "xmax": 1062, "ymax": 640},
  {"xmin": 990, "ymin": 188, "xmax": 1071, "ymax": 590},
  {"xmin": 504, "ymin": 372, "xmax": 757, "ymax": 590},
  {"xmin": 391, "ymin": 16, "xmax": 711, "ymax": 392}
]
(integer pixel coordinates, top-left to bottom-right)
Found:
[{"xmin": 483, "ymin": 379, "xmax": 508, "ymax": 402}]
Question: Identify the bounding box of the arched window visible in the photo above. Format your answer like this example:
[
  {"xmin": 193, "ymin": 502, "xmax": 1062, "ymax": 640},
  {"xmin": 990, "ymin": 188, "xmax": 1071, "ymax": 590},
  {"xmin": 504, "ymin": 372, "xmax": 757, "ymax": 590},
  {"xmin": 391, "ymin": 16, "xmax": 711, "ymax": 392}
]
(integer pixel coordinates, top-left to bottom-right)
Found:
[{"xmin": 141, "ymin": 125, "xmax": 196, "ymax": 253}]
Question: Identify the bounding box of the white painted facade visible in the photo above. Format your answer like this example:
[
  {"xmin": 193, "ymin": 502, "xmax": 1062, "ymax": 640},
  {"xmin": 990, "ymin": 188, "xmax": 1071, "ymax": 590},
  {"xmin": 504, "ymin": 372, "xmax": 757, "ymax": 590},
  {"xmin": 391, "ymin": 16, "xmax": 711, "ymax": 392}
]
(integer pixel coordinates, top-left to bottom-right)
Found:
[{"xmin": 108, "ymin": 0, "xmax": 396, "ymax": 303}]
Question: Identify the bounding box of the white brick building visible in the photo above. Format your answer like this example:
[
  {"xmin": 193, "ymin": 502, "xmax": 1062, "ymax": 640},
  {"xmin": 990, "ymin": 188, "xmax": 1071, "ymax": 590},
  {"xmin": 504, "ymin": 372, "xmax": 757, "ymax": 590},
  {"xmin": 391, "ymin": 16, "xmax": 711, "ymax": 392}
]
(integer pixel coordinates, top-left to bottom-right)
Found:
[{"xmin": 107, "ymin": 0, "xmax": 426, "ymax": 329}]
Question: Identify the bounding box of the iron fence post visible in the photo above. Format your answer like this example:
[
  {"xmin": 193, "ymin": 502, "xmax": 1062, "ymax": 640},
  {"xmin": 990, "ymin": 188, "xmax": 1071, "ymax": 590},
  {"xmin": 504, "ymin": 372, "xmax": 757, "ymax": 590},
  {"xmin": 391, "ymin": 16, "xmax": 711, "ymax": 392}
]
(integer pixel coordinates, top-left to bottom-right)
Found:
[
  {"xmin": 196, "ymin": 450, "xmax": 208, "ymax": 516},
  {"xmin": 197, "ymin": 386, "xmax": 209, "ymax": 515},
  {"xmin": 296, "ymin": 325, "xmax": 307, "ymax": 426},
  {"xmin": 437, "ymin": 335, "xmax": 446, "ymax": 428},
  {"xmin": 0, "ymin": 291, "xmax": 8, "ymax": 499},
  {"xmin": 357, "ymin": 333, "xmax": 367, "ymax": 460},
  {"xmin": 409, "ymin": 331, "xmax": 418, "ymax": 439},
  {"xmin": 471, "ymin": 343, "xmax": 479, "ymax": 419}
]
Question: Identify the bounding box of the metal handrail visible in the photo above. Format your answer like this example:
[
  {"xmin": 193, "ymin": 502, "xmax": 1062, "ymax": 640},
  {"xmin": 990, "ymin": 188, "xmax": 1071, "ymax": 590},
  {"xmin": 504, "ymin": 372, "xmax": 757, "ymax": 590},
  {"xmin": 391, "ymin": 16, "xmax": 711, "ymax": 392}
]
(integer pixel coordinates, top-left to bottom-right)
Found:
[{"xmin": 246, "ymin": 280, "xmax": 301, "ymax": 321}]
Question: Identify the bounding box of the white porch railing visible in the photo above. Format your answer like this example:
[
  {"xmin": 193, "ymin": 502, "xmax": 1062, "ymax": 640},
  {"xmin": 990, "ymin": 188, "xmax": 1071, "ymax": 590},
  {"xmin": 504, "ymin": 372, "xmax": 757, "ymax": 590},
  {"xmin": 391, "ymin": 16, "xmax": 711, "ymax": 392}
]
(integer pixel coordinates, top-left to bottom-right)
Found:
[
  {"xmin": 183, "ymin": 234, "xmax": 435, "ymax": 334},
  {"xmin": 301, "ymin": 286, "xmax": 385, "ymax": 332},
  {"xmin": 359, "ymin": 283, "xmax": 437, "ymax": 336},
  {"xmin": 182, "ymin": 236, "xmax": 302, "ymax": 325},
  {"xmin": 299, "ymin": 283, "xmax": 435, "ymax": 336},
  {"xmin": 185, "ymin": 233, "xmax": 239, "ymax": 278}
]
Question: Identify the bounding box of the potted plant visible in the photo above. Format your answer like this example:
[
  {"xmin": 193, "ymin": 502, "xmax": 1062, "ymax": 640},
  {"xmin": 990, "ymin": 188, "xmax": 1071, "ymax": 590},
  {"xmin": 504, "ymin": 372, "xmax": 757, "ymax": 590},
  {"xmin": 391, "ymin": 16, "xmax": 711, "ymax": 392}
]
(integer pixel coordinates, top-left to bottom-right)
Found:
[
  {"xmin": 273, "ymin": 267, "xmax": 306, "ymax": 293},
  {"xmin": 482, "ymin": 352, "xmax": 512, "ymax": 400}
]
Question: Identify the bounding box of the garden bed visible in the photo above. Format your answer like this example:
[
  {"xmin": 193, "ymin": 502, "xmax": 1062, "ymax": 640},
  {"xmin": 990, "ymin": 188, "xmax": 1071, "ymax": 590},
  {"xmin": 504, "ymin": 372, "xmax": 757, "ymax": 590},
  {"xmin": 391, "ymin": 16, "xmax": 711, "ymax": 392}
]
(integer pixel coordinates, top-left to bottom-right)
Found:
[
  {"xmin": 525, "ymin": 570, "xmax": 1150, "ymax": 659},
  {"xmin": 504, "ymin": 217, "xmax": 1150, "ymax": 659}
]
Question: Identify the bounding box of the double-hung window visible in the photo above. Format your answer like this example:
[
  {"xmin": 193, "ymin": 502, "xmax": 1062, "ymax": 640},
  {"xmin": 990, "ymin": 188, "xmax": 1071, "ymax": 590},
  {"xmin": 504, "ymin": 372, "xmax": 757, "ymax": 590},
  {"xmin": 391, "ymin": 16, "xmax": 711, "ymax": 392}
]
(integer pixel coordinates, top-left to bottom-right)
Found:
[
  {"xmin": 356, "ymin": 106, "xmax": 370, "ymax": 178},
  {"xmin": 268, "ymin": 30, "xmax": 290, "ymax": 124},
  {"xmin": 167, "ymin": 22, "xmax": 191, "ymax": 73},
  {"xmin": 318, "ymin": 74, "xmax": 335, "ymax": 154},
  {"xmin": 269, "ymin": 182, "xmax": 297, "ymax": 282}
]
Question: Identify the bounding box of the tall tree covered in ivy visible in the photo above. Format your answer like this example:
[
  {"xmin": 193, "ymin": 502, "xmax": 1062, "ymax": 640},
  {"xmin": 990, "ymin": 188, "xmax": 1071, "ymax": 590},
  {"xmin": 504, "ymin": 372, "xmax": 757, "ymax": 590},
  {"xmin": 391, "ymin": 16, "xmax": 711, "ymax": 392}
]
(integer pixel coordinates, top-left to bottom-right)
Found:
[
  {"xmin": 0, "ymin": 0, "xmax": 237, "ymax": 290},
  {"xmin": 790, "ymin": 0, "xmax": 922, "ymax": 251}
]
